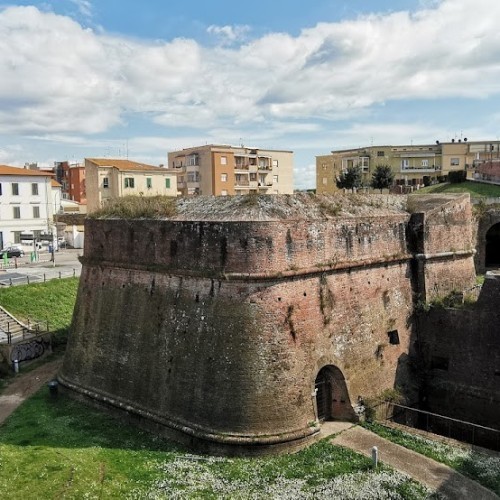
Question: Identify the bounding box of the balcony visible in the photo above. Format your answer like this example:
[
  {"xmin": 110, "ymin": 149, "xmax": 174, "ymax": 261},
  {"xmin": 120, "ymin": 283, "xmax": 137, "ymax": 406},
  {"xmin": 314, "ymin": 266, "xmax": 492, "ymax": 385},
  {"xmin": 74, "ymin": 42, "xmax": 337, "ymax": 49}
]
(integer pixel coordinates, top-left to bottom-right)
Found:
[
  {"xmin": 235, "ymin": 178, "xmax": 250, "ymax": 187},
  {"xmin": 235, "ymin": 163, "xmax": 250, "ymax": 171},
  {"xmin": 400, "ymin": 165, "xmax": 440, "ymax": 173}
]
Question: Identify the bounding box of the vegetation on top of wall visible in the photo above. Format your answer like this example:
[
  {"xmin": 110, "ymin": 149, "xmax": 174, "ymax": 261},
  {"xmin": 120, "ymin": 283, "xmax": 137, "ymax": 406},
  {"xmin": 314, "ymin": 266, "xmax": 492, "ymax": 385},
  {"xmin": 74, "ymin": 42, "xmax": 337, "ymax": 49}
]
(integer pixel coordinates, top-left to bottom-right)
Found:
[
  {"xmin": 318, "ymin": 200, "xmax": 341, "ymax": 217},
  {"xmin": 89, "ymin": 195, "xmax": 177, "ymax": 219},
  {"xmin": 416, "ymin": 288, "xmax": 480, "ymax": 313}
]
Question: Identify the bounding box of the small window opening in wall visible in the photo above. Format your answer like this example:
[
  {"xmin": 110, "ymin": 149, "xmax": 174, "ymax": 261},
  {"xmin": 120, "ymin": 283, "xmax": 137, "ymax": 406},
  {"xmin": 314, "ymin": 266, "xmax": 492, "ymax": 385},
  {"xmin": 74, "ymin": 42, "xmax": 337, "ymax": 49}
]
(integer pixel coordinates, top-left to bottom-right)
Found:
[
  {"xmin": 387, "ymin": 330, "xmax": 400, "ymax": 345},
  {"xmin": 494, "ymin": 370, "xmax": 500, "ymax": 377},
  {"xmin": 431, "ymin": 356, "xmax": 449, "ymax": 371}
]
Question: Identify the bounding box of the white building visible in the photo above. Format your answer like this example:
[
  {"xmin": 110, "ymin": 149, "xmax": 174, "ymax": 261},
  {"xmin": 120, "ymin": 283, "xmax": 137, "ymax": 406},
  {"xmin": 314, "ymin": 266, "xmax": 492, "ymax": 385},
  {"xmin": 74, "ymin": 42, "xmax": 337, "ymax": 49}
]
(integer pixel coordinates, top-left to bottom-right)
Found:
[{"xmin": 0, "ymin": 165, "xmax": 54, "ymax": 249}]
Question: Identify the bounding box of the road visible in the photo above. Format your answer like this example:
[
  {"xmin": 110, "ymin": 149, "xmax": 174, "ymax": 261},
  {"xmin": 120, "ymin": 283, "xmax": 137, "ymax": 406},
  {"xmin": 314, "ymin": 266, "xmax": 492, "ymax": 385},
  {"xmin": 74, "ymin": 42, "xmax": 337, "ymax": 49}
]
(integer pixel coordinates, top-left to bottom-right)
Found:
[{"xmin": 0, "ymin": 249, "xmax": 83, "ymax": 286}]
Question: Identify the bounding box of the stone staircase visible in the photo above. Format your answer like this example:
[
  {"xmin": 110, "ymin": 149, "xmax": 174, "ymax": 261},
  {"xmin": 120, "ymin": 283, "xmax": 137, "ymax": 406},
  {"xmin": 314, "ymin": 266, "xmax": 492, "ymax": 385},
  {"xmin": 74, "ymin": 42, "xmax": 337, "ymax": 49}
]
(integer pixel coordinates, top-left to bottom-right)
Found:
[{"xmin": 0, "ymin": 306, "xmax": 33, "ymax": 344}]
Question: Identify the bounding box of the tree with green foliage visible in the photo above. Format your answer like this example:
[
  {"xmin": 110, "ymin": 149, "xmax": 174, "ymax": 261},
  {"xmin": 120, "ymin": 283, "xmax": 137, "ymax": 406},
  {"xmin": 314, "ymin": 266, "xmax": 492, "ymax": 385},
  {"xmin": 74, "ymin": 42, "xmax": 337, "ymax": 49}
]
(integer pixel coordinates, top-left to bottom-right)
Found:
[
  {"xmin": 371, "ymin": 165, "xmax": 395, "ymax": 193},
  {"xmin": 336, "ymin": 165, "xmax": 362, "ymax": 190}
]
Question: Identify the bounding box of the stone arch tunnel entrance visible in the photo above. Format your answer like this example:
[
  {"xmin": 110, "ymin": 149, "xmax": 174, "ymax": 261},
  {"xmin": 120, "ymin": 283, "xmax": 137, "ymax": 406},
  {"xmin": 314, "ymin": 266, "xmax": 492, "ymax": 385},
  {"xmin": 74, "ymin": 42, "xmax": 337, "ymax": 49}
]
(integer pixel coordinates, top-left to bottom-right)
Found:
[
  {"xmin": 314, "ymin": 365, "xmax": 354, "ymax": 421},
  {"xmin": 486, "ymin": 223, "xmax": 500, "ymax": 268}
]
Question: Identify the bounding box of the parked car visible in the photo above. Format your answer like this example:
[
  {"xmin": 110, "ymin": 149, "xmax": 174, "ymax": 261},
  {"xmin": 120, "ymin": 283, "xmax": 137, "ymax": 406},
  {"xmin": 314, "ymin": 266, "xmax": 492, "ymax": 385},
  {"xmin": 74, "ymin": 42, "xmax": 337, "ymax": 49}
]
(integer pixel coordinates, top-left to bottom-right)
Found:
[{"xmin": 0, "ymin": 246, "xmax": 25, "ymax": 258}]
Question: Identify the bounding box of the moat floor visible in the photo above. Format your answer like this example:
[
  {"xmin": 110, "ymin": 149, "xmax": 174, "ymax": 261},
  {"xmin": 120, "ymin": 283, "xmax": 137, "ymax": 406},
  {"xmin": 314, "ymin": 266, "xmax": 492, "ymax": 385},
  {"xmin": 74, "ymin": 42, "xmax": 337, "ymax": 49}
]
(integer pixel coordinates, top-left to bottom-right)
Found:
[{"xmin": 332, "ymin": 425, "xmax": 498, "ymax": 499}]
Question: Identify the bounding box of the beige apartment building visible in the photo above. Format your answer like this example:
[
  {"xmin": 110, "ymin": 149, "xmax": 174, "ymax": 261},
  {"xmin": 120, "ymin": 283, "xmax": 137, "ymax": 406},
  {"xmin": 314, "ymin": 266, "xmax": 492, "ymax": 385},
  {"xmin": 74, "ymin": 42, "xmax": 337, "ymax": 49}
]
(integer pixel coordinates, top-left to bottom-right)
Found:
[
  {"xmin": 167, "ymin": 145, "xmax": 293, "ymax": 196},
  {"xmin": 85, "ymin": 158, "xmax": 177, "ymax": 212},
  {"xmin": 317, "ymin": 139, "xmax": 500, "ymax": 194}
]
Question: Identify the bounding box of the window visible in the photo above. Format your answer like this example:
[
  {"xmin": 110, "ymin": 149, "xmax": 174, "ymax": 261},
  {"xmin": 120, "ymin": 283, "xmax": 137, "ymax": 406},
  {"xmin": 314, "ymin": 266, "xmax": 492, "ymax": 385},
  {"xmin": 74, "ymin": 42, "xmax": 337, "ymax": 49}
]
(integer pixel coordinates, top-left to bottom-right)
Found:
[
  {"xmin": 124, "ymin": 177, "xmax": 135, "ymax": 188},
  {"xmin": 33, "ymin": 206, "xmax": 40, "ymax": 218},
  {"xmin": 377, "ymin": 151, "xmax": 385, "ymax": 157},
  {"xmin": 221, "ymin": 190, "xmax": 228, "ymax": 196},
  {"xmin": 146, "ymin": 178, "xmax": 152, "ymax": 189},
  {"xmin": 421, "ymin": 159, "xmax": 429, "ymax": 167},
  {"xmin": 387, "ymin": 330, "xmax": 400, "ymax": 345},
  {"xmin": 272, "ymin": 159, "xmax": 279, "ymax": 168},
  {"xmin": 13, "ymin": 231, "xmax": 21, "ymax": 244},
  {"xmin": 187, "ymin": 154, "xmax": 199, "ymax": 166},
  {"xmin": 103, "ymin": 177, "xmax": 109, "ymax": 188},
  {"xmin": 323, "ymin": 177, "xmax": 328, "ymax": 185},
  {"xmin": 33, "ymin": 230, "xmax": 41, "ymax": 240},
  {"xmin": 0, "ymin": 183, "xmax": 2, "ymax": 195},
  {"xmin": 221, "ymin": 173, "xmax": 228, "ymax": 182},
  {"xmin": 450, "ymin": 158, "xmax": 460, "ymax": 166},
  {"xmin": 12, "ymin": 183, "xmax": 19, "ymax": 195},
  {"xmin": 13, "ymin": 206, "xmax": 20, "ymax": 219},
  {"xmin": 220, "ymin": 156, "xmax": 227, "ymax": 165},
  {"xmin": 165, "ymin": 178, "xmax": 171, "ymax": 189},
  {"xmin": 322, "ymin": 163, "xmax": 327, "ymax": 171},
  {"xmin": 273, "ymin": 175, "xmax": 278, "ymax": 183},
  {"xmin": 401, "ymin": 159, "xmax": 409, "ymax": 169},
  {"xmin": 31, "ymin": 183, "xmax": 39, "ymax": 195}
]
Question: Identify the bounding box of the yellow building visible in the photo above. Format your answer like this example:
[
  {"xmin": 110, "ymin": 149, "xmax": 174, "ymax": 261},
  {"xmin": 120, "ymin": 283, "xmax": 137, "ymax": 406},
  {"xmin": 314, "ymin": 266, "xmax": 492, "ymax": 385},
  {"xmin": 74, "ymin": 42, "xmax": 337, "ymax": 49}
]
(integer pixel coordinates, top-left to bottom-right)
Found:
[
  {"xmin": 316, "ymin": 139, "xmax": 500, "ymax": 194},
  {"xmin": 167, "ymin": 144, "xmax": 293, "ymax": 196},
  {"xmin": 85, "ymin": 158, "xmax": 177, "ymax": 213}
]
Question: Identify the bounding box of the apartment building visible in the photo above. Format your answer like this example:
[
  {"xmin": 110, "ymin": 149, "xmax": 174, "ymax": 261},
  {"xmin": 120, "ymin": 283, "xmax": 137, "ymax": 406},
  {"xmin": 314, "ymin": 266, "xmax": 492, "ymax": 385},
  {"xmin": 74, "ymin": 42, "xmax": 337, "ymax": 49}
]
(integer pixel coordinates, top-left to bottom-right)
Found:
[
  {"xmin": 85, "ymin": 158, "xmax": 177, "ymax": 212},
  {"xmin": 0, "ymin": 165, "xmax": 54, "ymax": 248},
  {"xmin": 167, "ymin": 145, "xmax": 294, "ymax": 196},
  {"xmin": 317, "ymin": 139, "xmax": 500, "ymax": 194},
  {"xmin": 55, "ymin": 161, "xmax": 86, "ymax": 204}
]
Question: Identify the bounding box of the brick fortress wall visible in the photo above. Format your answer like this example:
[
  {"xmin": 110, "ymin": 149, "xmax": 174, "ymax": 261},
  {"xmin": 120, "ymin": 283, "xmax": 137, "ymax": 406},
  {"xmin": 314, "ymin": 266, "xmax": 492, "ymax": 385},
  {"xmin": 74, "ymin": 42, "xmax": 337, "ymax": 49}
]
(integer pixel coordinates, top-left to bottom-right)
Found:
[{"xmin": 59, "ymin": 194, "xmax": 476, "ymax": 454}]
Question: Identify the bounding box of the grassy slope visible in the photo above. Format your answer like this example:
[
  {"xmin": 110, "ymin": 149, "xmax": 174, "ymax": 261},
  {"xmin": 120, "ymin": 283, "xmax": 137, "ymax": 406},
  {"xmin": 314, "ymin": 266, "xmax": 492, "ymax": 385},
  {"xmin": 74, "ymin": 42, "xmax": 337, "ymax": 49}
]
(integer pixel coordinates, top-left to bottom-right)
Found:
[
  {"xmin": 364, "ymin": 422, "xmax": 500, "ymax": 495},
  {"xmin": 418, "ymin": 181, "xmax": 500, "ymax": 198},
  {"xmin": 0, "ymin": 277, "xmax": 79, "ymax": 331}
]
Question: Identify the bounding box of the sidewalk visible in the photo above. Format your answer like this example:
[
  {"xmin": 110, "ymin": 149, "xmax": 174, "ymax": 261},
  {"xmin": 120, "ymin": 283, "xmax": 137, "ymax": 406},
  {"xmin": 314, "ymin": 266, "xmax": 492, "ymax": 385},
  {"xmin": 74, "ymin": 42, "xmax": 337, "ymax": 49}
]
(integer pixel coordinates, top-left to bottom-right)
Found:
[{"xmin": 332, "ymin": 425, "xmax": 498, "ymax": 499}]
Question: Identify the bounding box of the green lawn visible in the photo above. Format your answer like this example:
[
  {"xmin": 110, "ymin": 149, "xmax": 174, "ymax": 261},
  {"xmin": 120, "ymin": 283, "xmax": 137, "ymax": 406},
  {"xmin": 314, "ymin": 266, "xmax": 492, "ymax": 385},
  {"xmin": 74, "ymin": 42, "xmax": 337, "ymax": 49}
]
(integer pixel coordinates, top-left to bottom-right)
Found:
[
  {"xmin": 364, "ymin": 422, "xmax": 500, "ymax": 495},
  {"xmin": 0, "ymin": 277, "xmax": 79, "ymax": 333},
  {"xmin": 0, "ymin": 390, "xmax": 435, "ymax": 499},
  {"xmin": 418, "ymin": 181, "xmax": 500, "ymax": 198}
]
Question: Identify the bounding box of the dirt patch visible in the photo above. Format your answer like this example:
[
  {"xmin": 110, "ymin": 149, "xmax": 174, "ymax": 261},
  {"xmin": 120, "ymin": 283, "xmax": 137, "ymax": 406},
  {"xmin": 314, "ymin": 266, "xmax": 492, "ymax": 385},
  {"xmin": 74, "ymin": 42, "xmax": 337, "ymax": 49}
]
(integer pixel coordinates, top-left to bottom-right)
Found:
[{"xmin": 0, "ymin": 358, "xmax": 62, "ymax": 425}]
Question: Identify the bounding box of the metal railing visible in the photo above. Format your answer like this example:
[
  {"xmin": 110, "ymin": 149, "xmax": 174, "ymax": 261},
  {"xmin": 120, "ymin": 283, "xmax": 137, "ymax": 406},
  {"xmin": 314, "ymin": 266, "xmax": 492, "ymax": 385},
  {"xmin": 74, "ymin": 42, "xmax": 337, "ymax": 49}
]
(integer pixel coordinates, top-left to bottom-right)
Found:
[
  {"xmin": 370, "ymin": 400, "xmax": 500, "ymax": 451},
  {"xmin": 0, "ymin": 268, "xmax": 79, "ymax": 287}
]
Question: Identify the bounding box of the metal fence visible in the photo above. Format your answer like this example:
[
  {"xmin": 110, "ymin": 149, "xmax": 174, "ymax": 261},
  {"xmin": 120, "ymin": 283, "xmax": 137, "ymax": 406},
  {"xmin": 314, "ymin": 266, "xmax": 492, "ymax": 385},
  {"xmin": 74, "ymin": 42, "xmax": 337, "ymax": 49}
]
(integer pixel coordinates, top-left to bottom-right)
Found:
[
  {"xmin": 370, "ymin": 400, "xmax": 500, "ymax": 451},
  {"xmin": 0, "ymin": 268, "xmax": 79, "ymax": 287}
]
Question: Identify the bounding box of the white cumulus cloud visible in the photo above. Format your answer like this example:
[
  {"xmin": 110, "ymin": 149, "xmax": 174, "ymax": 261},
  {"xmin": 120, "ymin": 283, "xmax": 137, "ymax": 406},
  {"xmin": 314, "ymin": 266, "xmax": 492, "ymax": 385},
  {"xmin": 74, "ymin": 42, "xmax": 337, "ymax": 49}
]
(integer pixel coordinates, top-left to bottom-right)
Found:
[
  {"xmin": 207, "ymin": 24, "xmax": 250, "ymax": 45},
  {"xmin": 1, "ymin": 1, "xmax": 500, "ymax": 137}
]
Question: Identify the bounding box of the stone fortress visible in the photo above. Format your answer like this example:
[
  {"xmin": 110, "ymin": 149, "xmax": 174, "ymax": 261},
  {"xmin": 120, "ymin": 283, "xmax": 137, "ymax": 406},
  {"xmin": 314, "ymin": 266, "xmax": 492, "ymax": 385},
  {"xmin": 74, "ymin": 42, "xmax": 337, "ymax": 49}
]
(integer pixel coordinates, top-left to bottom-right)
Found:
[{"xmin": 59, "ymin": 193, "xmax": 499, "ymax": 455}]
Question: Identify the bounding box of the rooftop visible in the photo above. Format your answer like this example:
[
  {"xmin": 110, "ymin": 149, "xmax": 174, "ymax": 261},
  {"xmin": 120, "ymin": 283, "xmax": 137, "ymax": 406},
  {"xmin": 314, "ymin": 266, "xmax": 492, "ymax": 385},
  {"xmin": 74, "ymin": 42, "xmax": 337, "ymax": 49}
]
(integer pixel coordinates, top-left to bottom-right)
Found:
[
  {"xmin": 0, "ymin": 165, "xmax": 54, "ymax": 177},
  {"xmin": 86, "ymin": 158, "xmax": 167, "ymax": 172}
]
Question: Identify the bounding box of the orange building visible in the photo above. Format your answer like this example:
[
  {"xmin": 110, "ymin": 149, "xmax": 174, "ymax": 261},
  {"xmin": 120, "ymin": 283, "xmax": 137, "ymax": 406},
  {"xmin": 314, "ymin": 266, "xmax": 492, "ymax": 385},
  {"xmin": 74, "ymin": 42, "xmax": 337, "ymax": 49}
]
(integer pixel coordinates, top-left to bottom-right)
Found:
[{"xmin": 54, "ymin": 161, "xmax": 86, "ymax": 204}]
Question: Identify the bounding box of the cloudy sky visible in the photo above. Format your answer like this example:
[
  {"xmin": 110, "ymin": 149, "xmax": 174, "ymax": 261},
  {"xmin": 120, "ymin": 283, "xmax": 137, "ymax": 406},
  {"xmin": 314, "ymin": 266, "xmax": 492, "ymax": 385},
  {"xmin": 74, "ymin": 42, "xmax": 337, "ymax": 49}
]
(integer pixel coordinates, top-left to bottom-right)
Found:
[{"xmin": 1, "ymin": 0, "xmax": 500, "ymax": 189}]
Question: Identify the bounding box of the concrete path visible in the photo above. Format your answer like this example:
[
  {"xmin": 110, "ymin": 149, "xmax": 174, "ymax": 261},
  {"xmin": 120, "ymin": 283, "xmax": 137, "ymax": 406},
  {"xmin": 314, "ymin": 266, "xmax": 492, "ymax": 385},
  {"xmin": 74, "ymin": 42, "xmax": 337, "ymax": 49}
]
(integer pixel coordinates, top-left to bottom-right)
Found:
[
  {"xmin": 332, "ymin": 425, "xmax": 498, "ymax": 499},
  {"xmin": 0, "ymin": 358, "xmax": 62, "ymax": 424}
]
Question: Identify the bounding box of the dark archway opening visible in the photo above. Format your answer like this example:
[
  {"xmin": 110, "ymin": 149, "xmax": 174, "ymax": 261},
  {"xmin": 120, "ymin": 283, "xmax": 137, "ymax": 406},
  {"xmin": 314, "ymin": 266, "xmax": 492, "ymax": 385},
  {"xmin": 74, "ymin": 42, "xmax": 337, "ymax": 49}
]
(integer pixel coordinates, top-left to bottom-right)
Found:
[
  {"xmin": 314, "ymin": 365, "xmax": 354, "ymax": 421},
  {"xmin": 485, "ymin": 223, "xmax": 500, "ymax": 268}
]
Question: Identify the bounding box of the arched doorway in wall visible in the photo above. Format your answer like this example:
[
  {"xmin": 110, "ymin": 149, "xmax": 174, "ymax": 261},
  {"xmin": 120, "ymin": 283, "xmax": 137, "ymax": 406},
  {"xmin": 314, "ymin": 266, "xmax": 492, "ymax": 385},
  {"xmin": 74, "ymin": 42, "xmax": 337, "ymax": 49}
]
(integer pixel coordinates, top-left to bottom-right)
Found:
[
  {"xmin": 314, "ymin": 365, "xmax": 354, "ymax": 421},
  {"xmin": 485, "ymin": 223, "xmax": 500, "ymax": 268}
]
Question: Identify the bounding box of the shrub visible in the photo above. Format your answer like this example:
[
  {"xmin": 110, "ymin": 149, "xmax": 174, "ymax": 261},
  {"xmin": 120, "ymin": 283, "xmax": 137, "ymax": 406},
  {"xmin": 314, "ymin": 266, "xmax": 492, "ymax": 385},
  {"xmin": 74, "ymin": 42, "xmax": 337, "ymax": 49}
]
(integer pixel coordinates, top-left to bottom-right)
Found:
[
  {"xmin": 90, "ymin": 195, "xmax": 177, "ymax": 219},
  {"xmin": 448, "ymin": 170, "xmax": 467, "ymax": 183}
]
